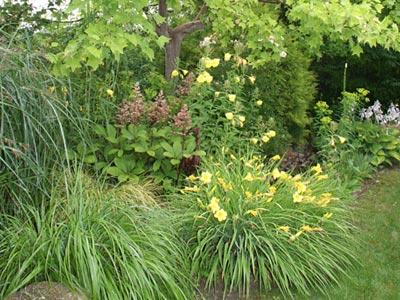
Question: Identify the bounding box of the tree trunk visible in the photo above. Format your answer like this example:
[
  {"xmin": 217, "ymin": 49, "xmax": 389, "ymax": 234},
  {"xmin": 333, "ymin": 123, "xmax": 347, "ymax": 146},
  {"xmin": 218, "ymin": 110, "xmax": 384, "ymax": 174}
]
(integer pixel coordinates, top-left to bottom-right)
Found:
[{"xmin": 165, "ymin": 34, "xmax": 183, "ymax": 80}]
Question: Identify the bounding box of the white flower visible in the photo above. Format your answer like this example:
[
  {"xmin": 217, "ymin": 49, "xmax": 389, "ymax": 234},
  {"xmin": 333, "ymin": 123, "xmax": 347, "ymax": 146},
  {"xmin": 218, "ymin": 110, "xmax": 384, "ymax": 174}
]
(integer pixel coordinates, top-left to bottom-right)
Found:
[{"xmin": 279, "ymin": 51, "xmax": 287, "ymax": 58}]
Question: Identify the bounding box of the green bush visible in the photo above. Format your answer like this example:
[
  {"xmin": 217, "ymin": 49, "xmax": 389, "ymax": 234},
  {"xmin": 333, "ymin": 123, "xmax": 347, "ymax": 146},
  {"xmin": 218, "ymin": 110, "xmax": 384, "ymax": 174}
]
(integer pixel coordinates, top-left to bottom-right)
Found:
[
  {"xmin": 0, "ymin": 172, "xmax": 193, "ymax": 299},
  {"xmin": 175, "ymin": 150, "xmax": 356, "ymax": 297},
  {"xmin": 253, "ymin": 45, "xmax": 317, "ymax": 144}
]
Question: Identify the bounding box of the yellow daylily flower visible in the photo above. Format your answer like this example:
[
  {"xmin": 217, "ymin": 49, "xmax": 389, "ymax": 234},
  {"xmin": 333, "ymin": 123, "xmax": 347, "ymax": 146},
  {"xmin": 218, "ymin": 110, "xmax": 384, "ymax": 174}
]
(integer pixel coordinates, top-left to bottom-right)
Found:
[
  {"xmin": 311, "ymin": 163, "xmax": 322, "ymax": 175},
  {"xmin": 277, "ymin": 226, "xmax": 290, "ymax": 232},
  {"xmin": 187, "ymin": 175, "xmax": 198, "ymax": 181},
  {"xmin": 214, "ymin": 209, "xmax": 227, "ymax": 222},
  {"xmin": 106, "ymin": 89, "xmax": 114, "ymax": 97},
  {"xmin": 215, "ymin": 91, "xmax": 221, "ymax": 97},
  {"xmin": 228, "ymin": 94, "xmax": 236, "ymax": 102},
  {"xmin": 199, "ymin": 171, "xmax": 212, "ymax": 184},
  {"xmin": 294, "ymin": 181, "xmax": 307, "ymax": 193},
  {"xmin": 317, "ymin": 174, "xmax": 329, "ymax": 181},
  {"xmin": 244, "ymin": 172, "xmax": 254, "ymax": 181},
  {"xmin": 234, "ymin": 76, "xmax": 241, "ymax": 83},
  {"xmin": 249, "ymin": 75, "xmax": 256, "ymax": 84},
  {"xmin": 247, "ymin": 210, "xmax": 258, "ymax": 217},
  {"xmin": 271, "ymin": 155, "xmax": 281, "ymax": 161},
  {"xmin": 289, "ymin": 231, "xmax": 303, "ymax": 242},
  {"xmin": 272, "ymin": 168, "xmax": 281, "ymax": 179},
  {"xmin": 323, "ymin": 212, "xmax": 333, "ymax": 219},
  {"xmin": 182, "ymin": 69, "xmax": 189, "ymax": 75},
  {"xmin": 338, "ymin": 136, "xmax": 347, "ymax": 144},
  {"xmin": 225, "ymin": 112, "xmax": 234, "ymax": 120},
  {"xmin": 293, "ymin": 192, "xmax": 304, "ymax": 203},
  {"xmin": 250, "ymin": 138, "xmax": 258, "ymax": 145},
  {"xmin": 301, "ymin": 225, "xmax": 323, "ymax": 232},
  {"xmin": 181, "ymin": 185, "xmax": 200, "ymax": 193},
  {"xmin": 245, "ymin": 191, "xmax": 253, "ymax": 199},
  {"xmin": 207, "ymin": 197, "xmax": 220, "ymax": 213}
]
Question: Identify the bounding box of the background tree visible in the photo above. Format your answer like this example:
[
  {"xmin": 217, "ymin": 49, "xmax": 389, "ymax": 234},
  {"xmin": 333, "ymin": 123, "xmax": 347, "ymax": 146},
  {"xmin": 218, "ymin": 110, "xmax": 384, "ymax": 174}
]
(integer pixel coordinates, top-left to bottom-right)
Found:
[{"xmin": 50, "ymin": 0, "xmax": 400, "ymax": 78}]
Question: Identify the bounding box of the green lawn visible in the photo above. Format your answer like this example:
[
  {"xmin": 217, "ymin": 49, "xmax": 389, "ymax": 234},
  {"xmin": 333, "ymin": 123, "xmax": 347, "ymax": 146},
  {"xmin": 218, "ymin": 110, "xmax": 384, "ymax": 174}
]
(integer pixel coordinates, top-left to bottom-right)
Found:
[
  {"xmin": 325, "ymin": 168, "xmax": 400, "ymax": 300},
  {"xmin": 254, "ymin": 168, "xmax": 400, "ymax": 300}
]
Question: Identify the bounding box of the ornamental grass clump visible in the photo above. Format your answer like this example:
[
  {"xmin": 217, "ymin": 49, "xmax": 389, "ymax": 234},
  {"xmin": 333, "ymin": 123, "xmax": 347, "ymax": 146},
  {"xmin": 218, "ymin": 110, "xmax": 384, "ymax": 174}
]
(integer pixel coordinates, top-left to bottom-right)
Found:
[
  {"xmin": 0, "ymin": 172, "xmax": 193, "ymax": 300},
  {"xmin": 176, "ymin": 149, "xmax": 356, "ymax": 297}
]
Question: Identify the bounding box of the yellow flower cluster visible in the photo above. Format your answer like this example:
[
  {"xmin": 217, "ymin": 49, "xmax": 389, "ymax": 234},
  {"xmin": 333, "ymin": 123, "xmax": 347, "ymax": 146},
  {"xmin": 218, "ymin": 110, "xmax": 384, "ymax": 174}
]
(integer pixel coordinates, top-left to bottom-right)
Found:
[
  {"xmin": 202, "ymin": 57, "xmax": 220, "ymax": 69},
  {"xmin": 207, "ymin": 197, "xmax": 227, "ymax": 222},
  {"xmin": 197, "ymin": 71, "xmax": 213, "ymax": 84}
]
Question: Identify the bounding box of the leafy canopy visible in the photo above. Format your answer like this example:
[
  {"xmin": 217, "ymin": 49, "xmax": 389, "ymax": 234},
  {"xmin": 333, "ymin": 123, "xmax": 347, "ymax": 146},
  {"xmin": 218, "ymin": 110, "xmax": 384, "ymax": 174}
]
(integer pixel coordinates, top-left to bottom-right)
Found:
[{"xmin": 51, "ymin": 0, "xmax": 400, "ymax": 73}]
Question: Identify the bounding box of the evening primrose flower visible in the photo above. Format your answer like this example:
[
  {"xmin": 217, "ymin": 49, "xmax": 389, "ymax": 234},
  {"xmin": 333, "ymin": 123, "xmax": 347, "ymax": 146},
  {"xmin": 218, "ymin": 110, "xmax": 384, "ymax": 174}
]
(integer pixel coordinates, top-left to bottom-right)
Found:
[
  {"xmin": 197, "ymin": 71, "xmax": 213, "ymax": 83},
  {"xmin": 208, "ymin": 197, "xmax": 220, "ymax": 213},
  {"xmin": 203, "ymin": 57, "xmax": 220, "ymax": 68},
  {"xmin": 106, "ymin": 89, "xmax": 114, "ymax": 97},
  {"xmin": 261, "ymin": 135, "xmax": 270, "ymax": 143},
  {"xmin": 228, "ymin": 94, "xmax": 236, "ymax": 102},
  {"xmin": 311, "ymin": 163, "xmax": 322, "ymax": 174},
  {"xmin": 225, "ymin": 112, "xmax": 234, "ymax": 120},
  {"xmin": 249, "ymin": 75, "xmax": 256, "ymax": 84},
  {"xmin": 214, "ymin": 209, "xmax": 227, "ymax": 222},
  {"xmin": 256, "ymin": 100, "xmax": 263, "ymax": 106},
  {"xmin": 271, "ymin": 154, "xmax": 281, "ymax": 161},
  {"xmin": 266, "ymin": 130, "xmax": 276, "ymax": 138},
  {"xmin": 224, "ymin": 53, "xmax": 232, "ymax": 61},
  {"xmin": 277, "ymin": 226, "xmax": 290, "ymax": 232},
  {"xmin": 182, "ymin": 69, "xmax": 189, "ymax": 75},
  {"xmin": 199, "ymin": 171, "xmax": 212, "ymax": 184},
  {"xmin": 238, "ymin": 115, "xmax": 246, "ymax": 122},
  {"xmin": 250, "ymin": 138, "xmax": 258, "ymax": 145},
  {"xmin": 171, "ymin": 69, "xmax": 179, "ymax": 78}
]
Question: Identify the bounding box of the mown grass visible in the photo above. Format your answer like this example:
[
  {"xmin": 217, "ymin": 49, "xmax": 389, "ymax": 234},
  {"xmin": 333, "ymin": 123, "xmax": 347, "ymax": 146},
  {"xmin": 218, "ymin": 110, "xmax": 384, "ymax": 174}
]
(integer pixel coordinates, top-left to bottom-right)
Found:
[
  {"xmin": 259, "ymin": 168, "xmax": 400, "ymax": 300},
  {"xmin": 325, "ymin": 168, "xmax": 400, "ymax": 300}
]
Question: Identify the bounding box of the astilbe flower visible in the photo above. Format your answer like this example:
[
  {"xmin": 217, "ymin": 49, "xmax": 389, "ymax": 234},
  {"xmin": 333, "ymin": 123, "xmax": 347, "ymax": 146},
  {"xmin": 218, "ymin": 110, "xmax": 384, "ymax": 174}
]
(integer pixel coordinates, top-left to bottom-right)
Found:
[
  {"xmin": 116, "ymin": 83, "xmax": 144, "ymax": 125},
  {"xmin": 176, "ymin": 72, "xmax": 195, "ymax": 96},
  {"xmin": 174, "ymin": 104, "xmax": 192, "ymax": 134},
  {"xmin": 148, "ymin": 91, "xmax": 170, "ymax": 124}
]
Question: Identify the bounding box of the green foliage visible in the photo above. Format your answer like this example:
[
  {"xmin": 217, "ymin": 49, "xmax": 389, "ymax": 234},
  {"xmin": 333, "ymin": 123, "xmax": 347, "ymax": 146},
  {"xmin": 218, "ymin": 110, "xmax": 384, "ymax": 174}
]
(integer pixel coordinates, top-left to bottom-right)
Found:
[
  {"xmin": 354, "ymin": 121, "xmax": 400, "ymax": 166},
  {"xmin": 175, "ymin": 150, "xmax": 356, "ymax": 297},
  {"xmin": 71, "ymin": 122, "xmax": 204, "ymax": 190},
  {"xmin": 50, "ymin": 0, "xmax": 400, "ymax": 74},
  {"xmin": 0, "ymin": 172, "xmax": 193, "ymax": 299},
  {"xmin": 313, "ymin": 45, "xmax": 400, "ymax": 107},
  {"xmin": 48, "ymin": 0, "xmax": 168, "ymax": 74},
  {"xmin": 181, "ymin": 54, "xmax": 281, "ymax": 156},
  {"xmin": 0, "ymin": 44, "xmax": 85, "ymax": 212},
  {"xmin": 253, "ymin": 45, "xmax": 317, "ymax": 144}
]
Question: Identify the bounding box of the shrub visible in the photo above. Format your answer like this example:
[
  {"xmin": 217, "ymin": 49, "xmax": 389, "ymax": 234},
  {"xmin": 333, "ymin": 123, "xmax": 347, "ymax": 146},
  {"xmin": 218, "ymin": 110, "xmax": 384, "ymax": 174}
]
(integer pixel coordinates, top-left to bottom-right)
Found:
[
  {"xmin": 0, "ymin": 172, "xmax": 193, "ymax": 299},
  {"xmin": 69, "ymin": 86, "xmax": 205, "ymax": 190},
  {"xmin": 175, "ymin": 150, "xmax": 356, "ymax": 297}
]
